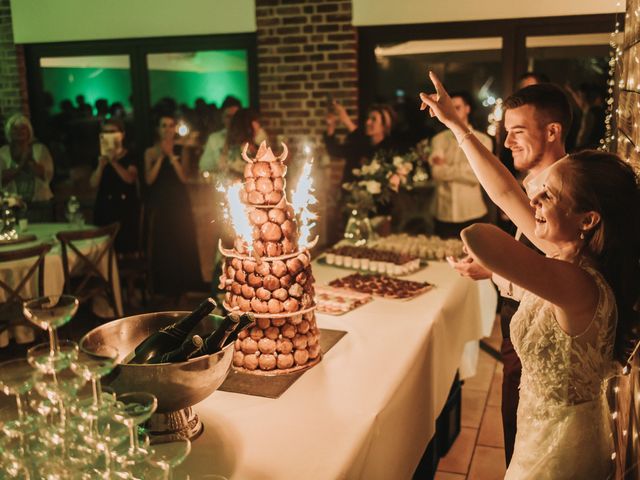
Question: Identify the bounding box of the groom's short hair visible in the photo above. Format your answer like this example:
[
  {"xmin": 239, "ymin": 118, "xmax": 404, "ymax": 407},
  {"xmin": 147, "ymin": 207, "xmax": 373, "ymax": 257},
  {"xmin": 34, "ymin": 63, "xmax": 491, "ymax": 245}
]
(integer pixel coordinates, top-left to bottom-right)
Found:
[{"xmin": 504, "ymin": 83, "xmax": 573, "ymax": 141}]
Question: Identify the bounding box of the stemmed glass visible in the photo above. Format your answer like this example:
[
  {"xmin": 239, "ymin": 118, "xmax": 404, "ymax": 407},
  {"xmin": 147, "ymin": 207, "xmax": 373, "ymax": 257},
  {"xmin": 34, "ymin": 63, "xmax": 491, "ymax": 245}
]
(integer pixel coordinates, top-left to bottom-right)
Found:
[
  {"xmin": 146, "ymin": 439, "xmax": 192, "ymax": 480},
  {"xmin": 112, "ymin": 392, "xmax": 158, "ymax": 466},
  {"xmin": 23, "ymin": 295, "xmax": 78, "ymax": 357},
  {"xmin": 0, "ymin": 359, "xmax": 36, "ymax": 441},
  {"xmin": 70, "ymin": 345, "xmax": 119, "ymax": 418}
]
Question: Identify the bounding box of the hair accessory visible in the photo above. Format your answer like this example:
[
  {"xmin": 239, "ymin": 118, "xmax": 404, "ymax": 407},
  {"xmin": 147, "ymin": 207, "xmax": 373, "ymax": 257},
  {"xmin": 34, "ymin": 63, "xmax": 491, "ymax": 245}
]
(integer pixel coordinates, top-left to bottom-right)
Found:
[{"xmin": 579, "ymin": 232, "xmax": 585, "ymax": 240}]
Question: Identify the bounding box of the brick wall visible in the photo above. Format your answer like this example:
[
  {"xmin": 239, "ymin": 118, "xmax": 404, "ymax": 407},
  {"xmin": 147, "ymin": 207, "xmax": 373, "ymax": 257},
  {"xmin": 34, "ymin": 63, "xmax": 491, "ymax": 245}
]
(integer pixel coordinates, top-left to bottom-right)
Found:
[
  {"xmin": 255, "ymin": 0, "xmax": 358, "ymax": 148},
  {"xmin": 0, "ymin": 0, "xmax": 28, "ymax": 124}
]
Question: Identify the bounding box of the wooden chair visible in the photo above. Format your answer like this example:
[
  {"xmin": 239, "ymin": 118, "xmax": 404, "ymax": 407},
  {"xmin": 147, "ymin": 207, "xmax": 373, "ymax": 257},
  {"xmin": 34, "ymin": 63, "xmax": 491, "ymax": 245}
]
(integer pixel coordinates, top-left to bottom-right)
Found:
[
  {"xmin": 0, "ymin": 242, "xmax": 52, "ymax": 337},
  {"xmin": 56, "ymin": 223, "xmax": 120, "ymax": 318}
]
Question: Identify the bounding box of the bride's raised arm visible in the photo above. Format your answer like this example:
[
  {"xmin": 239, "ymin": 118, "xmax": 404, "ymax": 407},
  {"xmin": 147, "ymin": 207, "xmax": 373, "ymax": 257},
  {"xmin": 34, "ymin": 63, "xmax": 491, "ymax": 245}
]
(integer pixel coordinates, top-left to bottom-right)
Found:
[{"xmin": 419, "ymin": 71, "xmax": 555, "ymax": 255}]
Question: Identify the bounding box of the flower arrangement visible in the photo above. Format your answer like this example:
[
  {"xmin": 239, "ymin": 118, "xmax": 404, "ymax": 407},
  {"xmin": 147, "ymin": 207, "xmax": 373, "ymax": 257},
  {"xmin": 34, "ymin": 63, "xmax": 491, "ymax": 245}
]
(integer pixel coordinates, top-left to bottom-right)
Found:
[{"xmin": 342, "ymin": 148, "xmax": 429, "ymax": 216}]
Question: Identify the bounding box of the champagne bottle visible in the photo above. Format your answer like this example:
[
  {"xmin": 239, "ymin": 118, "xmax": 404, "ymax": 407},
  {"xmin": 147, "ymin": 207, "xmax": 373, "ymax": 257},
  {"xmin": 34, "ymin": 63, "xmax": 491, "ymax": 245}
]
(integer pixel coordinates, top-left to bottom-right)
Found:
[
  {"xmin": 126, "ymin": 297, "xmax": 217, "ymax": 364},
  {"xmin": 188, "ymin": 312, "xmax": 242, "ymax": 359},
  {"xmin": 147, "ymin": 335, "xmax": 204, "ymax": 364},
  {"xmin": 227, "ymin": 312, "xmax": 255, "ymax": 345}
]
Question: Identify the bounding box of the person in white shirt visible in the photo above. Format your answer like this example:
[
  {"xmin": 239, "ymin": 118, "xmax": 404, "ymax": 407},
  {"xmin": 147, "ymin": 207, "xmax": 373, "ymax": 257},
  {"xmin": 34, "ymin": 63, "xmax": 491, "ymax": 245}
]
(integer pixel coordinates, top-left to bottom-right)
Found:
[
  {"xmin": 199, "ymin": 96, "xmax": 242, "ymax": 173},
  {"xmin": 0, "ymin": 113, "xmax": 54, "ymax": 221},
  {"xmin": 428, "ymin": 91, "xmax": 493, "ymax": 238}
]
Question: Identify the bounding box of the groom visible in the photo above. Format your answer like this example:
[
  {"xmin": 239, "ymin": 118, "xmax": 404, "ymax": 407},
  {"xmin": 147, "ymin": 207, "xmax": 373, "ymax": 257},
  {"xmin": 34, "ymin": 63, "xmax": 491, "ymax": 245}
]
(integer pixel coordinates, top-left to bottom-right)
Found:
[{"xmin": 449, "ymin": 82, "xmax": 572, "ymax": 465}]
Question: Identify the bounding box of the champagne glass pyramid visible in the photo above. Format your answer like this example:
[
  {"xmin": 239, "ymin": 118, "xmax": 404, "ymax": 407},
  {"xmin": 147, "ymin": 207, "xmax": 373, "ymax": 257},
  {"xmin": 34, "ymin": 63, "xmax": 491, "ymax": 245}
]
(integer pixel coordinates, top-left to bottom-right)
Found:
[{"xmin": 218, "ymin": 141, "xmax": 322, "ymax": 373}]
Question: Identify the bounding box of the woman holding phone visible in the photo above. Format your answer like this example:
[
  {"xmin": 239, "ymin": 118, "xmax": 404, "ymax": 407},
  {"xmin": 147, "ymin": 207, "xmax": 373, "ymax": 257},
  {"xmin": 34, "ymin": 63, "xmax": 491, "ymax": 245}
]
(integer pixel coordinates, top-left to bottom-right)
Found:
[
  {"xmin": 144, "ymin": 114, "xmax": 200, "ymax": 298},
  {"xmin": 90, "ymin": 118, "xmax": 140, "ymax": 253}
]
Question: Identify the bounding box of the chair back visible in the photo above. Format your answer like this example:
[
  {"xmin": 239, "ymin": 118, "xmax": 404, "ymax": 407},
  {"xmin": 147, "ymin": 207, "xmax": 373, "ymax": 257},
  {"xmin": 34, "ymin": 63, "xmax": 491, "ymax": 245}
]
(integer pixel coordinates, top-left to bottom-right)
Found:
[{"xmin": 55, "ymin": 223, "xmax": 120, "ymax": 307}]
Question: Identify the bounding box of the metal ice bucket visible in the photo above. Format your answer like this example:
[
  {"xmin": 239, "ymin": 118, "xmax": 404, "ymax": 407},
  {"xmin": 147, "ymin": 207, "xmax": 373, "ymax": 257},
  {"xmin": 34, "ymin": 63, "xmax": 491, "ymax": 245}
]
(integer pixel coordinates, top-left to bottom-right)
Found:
[{"xmin": 80, "ymin": 311, "xmax": 234, "ymax": 443}]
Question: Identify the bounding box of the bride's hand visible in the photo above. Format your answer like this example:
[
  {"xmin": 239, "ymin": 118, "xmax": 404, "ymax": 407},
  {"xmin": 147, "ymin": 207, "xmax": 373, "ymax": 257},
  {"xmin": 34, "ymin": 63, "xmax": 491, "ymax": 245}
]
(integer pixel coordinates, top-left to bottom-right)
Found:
[{"xmin": 419, "ymin": 71, "xmax": 466, "ymax": 134}]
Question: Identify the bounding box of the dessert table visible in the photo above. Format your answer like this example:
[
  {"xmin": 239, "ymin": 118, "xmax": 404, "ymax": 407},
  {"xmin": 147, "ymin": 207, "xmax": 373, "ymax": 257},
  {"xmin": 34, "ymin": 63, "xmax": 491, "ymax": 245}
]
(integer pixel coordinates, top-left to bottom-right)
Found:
[
  {"xmin": 178, "ymin": 260, "xmax": 496, "ymax": 480},
  {"xmin": 0, "ymin": 223, "xmax": 123, "ymax": 346}
]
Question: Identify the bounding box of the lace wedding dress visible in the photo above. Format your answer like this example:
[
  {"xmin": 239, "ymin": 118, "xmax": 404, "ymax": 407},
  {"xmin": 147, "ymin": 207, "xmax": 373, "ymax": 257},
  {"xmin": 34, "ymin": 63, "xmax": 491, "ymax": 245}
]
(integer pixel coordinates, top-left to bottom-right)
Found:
[{"xmin": 505, "ymin": 266, "xmax": 617, "ymax": 480}]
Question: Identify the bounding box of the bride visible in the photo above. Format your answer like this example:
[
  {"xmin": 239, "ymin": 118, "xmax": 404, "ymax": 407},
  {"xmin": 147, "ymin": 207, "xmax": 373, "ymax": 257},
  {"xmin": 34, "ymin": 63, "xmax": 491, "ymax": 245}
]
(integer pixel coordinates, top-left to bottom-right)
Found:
[{"xmin": 420, "ymin": 72, "xmax": 640, "ymax": 479}]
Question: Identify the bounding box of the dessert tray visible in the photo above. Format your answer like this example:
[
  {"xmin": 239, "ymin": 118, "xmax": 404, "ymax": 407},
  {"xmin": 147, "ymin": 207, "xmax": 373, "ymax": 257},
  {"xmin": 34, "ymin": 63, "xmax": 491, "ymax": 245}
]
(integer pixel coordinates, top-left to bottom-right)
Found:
[
  {"xmin": 314, "ymin": 285, "xmax": 373, "ymax": 315},
  {"xmin": 328, "ymin": 273, "xmax": 433, "ymax": 300}
]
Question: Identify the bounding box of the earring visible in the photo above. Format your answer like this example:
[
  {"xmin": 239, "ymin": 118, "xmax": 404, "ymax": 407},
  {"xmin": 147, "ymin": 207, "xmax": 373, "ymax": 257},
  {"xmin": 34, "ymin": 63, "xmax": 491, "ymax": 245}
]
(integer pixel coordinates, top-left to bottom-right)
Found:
[{"xmin": 580, "ymin": 232, "xmax": 585, "ymax": 240}]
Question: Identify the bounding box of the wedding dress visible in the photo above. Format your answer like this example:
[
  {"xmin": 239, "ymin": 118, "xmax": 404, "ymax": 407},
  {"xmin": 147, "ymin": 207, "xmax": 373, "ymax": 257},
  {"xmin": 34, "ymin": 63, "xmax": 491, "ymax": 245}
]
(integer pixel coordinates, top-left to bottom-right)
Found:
[{"xmin": 505, "ymin": 266, "xmax": 617, "ymax": 480}]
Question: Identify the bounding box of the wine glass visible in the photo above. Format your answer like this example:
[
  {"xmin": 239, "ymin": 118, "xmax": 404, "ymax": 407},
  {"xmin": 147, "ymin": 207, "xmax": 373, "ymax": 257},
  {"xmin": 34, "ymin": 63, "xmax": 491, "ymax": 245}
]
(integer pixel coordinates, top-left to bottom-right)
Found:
[
  {"xmin": 146, "ymin": 439, "xmax": 192, "ymax": 480},
  {"xmin": 112, "ymin": 392, "xmax": 158, "ymax": 465},
  {"xmin": 23, "ymin": 295, "xmax": 78, "ymax": 356},
  {"xmin": 27, "ymin": 339, "xmax": 79, "ymax": 375}
]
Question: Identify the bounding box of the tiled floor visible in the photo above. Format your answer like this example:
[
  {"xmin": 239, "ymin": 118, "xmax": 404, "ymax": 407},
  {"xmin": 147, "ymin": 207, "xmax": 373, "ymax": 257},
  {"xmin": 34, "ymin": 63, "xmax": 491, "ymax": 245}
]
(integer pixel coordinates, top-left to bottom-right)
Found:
[{"xmin": 435, "ymin": 317, "xmax": 507, "ymax": 480}]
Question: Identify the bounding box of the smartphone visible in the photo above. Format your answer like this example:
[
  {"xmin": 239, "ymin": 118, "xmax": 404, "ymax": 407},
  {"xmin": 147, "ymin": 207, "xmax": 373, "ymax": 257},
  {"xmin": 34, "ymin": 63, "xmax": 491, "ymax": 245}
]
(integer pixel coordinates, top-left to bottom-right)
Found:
[
  {"xmin": 172, "ymin": 143, "xmax": 184, "ymax": 156},
  {"xmin": 99, "ymin": 132, "xmax": 123, "ymax": 157}
]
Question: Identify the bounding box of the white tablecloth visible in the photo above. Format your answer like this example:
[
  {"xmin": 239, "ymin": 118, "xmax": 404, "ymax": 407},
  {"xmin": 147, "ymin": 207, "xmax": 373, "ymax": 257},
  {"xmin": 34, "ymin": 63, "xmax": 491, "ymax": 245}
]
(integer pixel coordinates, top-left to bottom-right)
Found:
[
  {"xmin": 177, "ymin": 261, "xmax": 496, "ymax": 480},
  {"xmin": 0, "ymin": 223, "xmax": 123, "ymax": 339}
]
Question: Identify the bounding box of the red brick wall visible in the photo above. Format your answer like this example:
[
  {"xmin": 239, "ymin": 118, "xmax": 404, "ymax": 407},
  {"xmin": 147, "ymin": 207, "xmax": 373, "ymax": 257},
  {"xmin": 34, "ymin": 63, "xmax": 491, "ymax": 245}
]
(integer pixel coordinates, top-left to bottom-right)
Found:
[
  {"xmin": 0, "ymin": 0, "xmax": 29, "ymax": 122},
  {"xmin": 255, "ymin": 0, "xmax": 359, "ymax": 148}
]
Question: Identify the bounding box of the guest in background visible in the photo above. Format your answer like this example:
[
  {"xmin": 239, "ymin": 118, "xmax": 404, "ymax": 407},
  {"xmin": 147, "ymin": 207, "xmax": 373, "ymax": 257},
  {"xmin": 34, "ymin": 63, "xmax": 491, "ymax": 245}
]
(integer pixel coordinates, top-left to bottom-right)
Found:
[
  {"xmin": 428, "ymin": 91, "xmax": 493, "ymax": 239},
  {"xmin": 324, "ymin": 101, "xmax": 399, "ymax": 182},
  {"xmin": 144, "ymin": 114, "xmax": 201, "ymax": 298},
  {"xmin": 572, "ymin": 83, "xmax": 606, "ymax": 150},
  {"xmin": 217, "ymin": 108, "xmax": 262, "ymax": 182},
  {"xmin": 198, "ymin": 96, "xmax": 241, "ymax": 173},
  {"xmin": 90, "ymin": 118, "xmax": 140, "ymax": 253},
  {"xmin": 0, "ymin": 113, "xmax": 54, "ymax": 221}
]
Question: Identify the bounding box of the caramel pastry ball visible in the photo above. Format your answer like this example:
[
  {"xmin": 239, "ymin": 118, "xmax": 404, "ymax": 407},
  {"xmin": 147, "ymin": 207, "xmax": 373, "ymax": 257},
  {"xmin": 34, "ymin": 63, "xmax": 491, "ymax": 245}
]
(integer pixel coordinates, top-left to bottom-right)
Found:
[
  {"xmin": 294, "ymin": 349, "xmax": 309, "ymax": 366},
  {"xmin": 265, "ymin": 190, "xmax": 283, "ymax": 205},
  {"xmin": 301, "ymin": 293, "xmax": 313, "ymax": 308},
  {"xmin": 263, "ymin": 274, "xmax": 280, "ymax": 291},
  {"xmin": 231, "ymin": 283, "xmax": 242, "ymax": 296},
  {"xmin": 281, "ymin": 323, "xmax": 296, "ymax": 339},
  {"xmin": 248, "ymin": 273, "xmax": 263, "ymax": 288},
  {"xmin": 276, "ymin": 338, "xmax": 294, "ymax": 354},
  {"xmin": 243, "ymin": 259, "xmax": 257, "ymax": 273},
  {"xmin": 238, "ymin": 297, "xmax": 251, "ymax": 312},
  {"xmin": 226, "ymin": 265, "xmax": 236, "ymax": 279},
  {"xmin": 268, "ymin": 298, "xmax": 284, "ymax": 314},
  {"xmin": 241, "ymin": 337, "xmax": 258, "ymax": 354},
  {"xmin": 237, "ymin": 329, "xmax": 249, "ymax": 340},
  {"xmin": 224, "ymin": 292, "xmax": 231, "ymax": 304},
  {"xmin": 271, "ymin": 260, "xmax": 287, "ymax": 278},
  {"xmin": 234, "ymin": 269, "xmax": 247, "ymax": 284},
  {"xmin": 253, "ymin": 161, "xmax": 271, "ymax": 177},
  {"xmin": 250, "ymin": 297, "xmax": 268, "ymax": 313},
  {"xmin": 253, "ymin": 240, "xmax": 266, "ymax": 257},
  {"xmin": 233, "ymin": 350, "xmax": 245, "ymax": 367},
  {"xmin": 265, "ymin": 326, "xmax": 280, "ymax": 340},
  {"xmin": 288, "ymin": 314, "xmax": 303, "ymax": 325},
  {"xmin": 249, "ymin": 327, "xmax": 265, "ymax": 341},
  {"xmin": 303, "ymin": 311, "xmax": 314, "ymax": 322},
  {"xmin": 256, "ymin": 177, "xmax": 274, "ymax": 194},
  {"xmin": 265, "ymin": 242, "xmax": 282, "ymax": 257},
  {"xmin": 231, "ymin": 257, "xmax": 242, "ymax": 270},
  {"xmin": 234, "ymin": 238, "xmax": 248, "ymax": 255},
  {"xmin": 308, "ymin": 343, "xmax": 321, "ymax": 359},
  {"xmin": 229, "ymin": 295, "xmax": 239, "ymax": 308},
  {"xmin": 244, "ymin": 163, "xmax": 254, "ymax": 178},
  {"xmin": 297, "ymin": 319, "xmax": 310, "ymax": 334},
  {"xmin": 260, "ymin": 222, "xmax": 282, "ymax": 242},
  {"xmin": 277, "ymin": 353, "xmax": 294, "ymax": 369},
  {"xmin": 292, "ymin": 334, "xmax": 308, "ymax": 350},
  {"xmin": 272, "ymin": 288, "xmax": 289, "ymax": 301},
  {"xmin": 267, "ymin": 208, "xmax": 286, "ymax": 224},
  {"xmin": 306, "ymin": 331, "xmax": 318, "ymax": 346},
  {"xmin": 279, "ymin": 274, "xmax": 293, "ymax": 288},
  {"xmin": 249, "ymin": 209, "xmax": 268, "ymax": 226},
  {"xmin": 270, "ymin": 162, "xmax": 285, "ymax": 177},
  {"xmin": 256, "ymin": 316, "xmax": 271, "ymax": 330},
  {"xmin": 243, "ymin": 353, "xmax": 259, "ymax": 370},
  {"xmin": 295, "ymin": 271, "xmax": 308, "ymax": 285},
  {"xmin": 241, "ymin": 284, "xmax": 255, "ymax": 299},
  {"xmin": 239, "ymin": 189, "xmax": 248, "ymax": 203},
  {"xmin": 283, "ymin": 298, "xmax": 299, "ymax": 312},
  {"xmin": 256, "ymin": 262, "xmax": 271, "ymax": 277},
  {"xmin": 288, "ymin": 283, "xmax": 303, "ymax": 298},
  {"xmin": 281, "ymin": 220, "xmax": 295, "ymax": 239},
  {"xmin": 273, "ymin": 177, "xmax": 285, "ymax": 191},
  {"xmin": 258, "ymin": 337, "xmax": 277, "ymax": 354},
  {"xmin": 282, "ymin": 238, "xmax": 295, "ymax": 254},
  {"xmin": 245, "ymin": 178, "xmax": 256, "ymax": 192},
  {"xmin": 248, "ymin": 191, "xmax": 265, "ymax": 204},
  {"xmin": 271, "ymin": 317, "xmax": 286, "ymax": 327},
  {"xmin": 297, "ymin": 252, "xmax": 310, "ymax": 267},
  {"xmin": 285, "ymin": 204, "xmax": 295, "ymax": 219},
  {"xmin": 256, "ymin": 287, "xmax": 271, "ymax": 301},
  {"xmin": 286, "ymin": 258, "xmax": 303, "ymax": 276},
  {"xmin": 259, "ymin": 354, "xmax": 276, "ymax": 371}
]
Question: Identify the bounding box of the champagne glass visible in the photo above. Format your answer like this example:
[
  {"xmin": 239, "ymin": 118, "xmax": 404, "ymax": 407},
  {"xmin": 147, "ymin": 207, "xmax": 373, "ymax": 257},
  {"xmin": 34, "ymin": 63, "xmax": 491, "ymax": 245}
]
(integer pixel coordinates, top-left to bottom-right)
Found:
[
  {"xmin": 70, "ymin": 345, "xmax": 119, "ymax": 418},
  {"xmin": 23, "ymin": 295, "xmax": 78, "ymax": 357},
  {"xmin": 27, "ymin": 340, "xmax": 79, "ymax": 374},
  {"xmin": 112, "ymin": 392, "xmax": 157, "ymax": 464},
  {"xmin": 146, "ymin": 439, "xmax": 192, "ymax": 480},
  {"xmin": 0, "ymin": 359, "xmax": 35, "ymax": 441}
]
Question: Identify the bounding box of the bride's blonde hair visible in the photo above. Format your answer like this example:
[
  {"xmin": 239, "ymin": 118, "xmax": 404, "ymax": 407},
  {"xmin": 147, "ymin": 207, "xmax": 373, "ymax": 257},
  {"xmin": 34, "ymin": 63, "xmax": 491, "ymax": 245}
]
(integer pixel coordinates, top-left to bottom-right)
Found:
[{"xmin": 560, "ymin": 150, "xmax": 640, "ymax": 364}]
